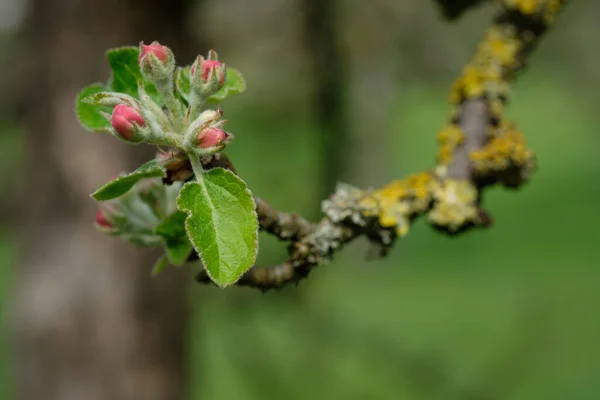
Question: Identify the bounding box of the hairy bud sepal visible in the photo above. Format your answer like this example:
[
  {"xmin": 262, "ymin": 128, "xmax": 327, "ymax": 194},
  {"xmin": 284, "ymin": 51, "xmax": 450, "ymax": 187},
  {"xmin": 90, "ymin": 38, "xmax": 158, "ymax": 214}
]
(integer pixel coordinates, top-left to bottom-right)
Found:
[
  {"xmin": 184, "ymin": 108, "xmax": 232, "ymax": 156},
  {"xmin": 190, "ymin": 50, "xmax": 227, "ymax": 97},
  {"xmin": 82, "ymin": 91, "xmax": 139, "ymax": 109},
  {"xmin": 137, "ymin": 81, "xmax": 173, "ymax": 135},
  {"xmin": 138, "ymin": 41, "xmax": 187, "ymax": 130},
  {"xmin": 138, "ymin": 41, "xmax": 175, "ymax": 86},
  {"xmin": 186, "ymin": 50, "xmax": 227, "ymax": 122}
]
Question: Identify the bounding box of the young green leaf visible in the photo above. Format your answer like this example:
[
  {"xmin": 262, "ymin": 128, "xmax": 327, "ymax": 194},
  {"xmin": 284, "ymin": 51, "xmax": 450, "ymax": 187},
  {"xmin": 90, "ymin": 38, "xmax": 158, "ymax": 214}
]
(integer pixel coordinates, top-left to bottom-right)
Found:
[
  {"xmin": 177, "ymin": 168, "xmax": 258, "ymax": 287},
  {"xmin": 91, "ymin": 160, "xmax": 166, "ymax": 201},
  {"xmin": 175, "ymin": 66, "xmax": 191, "ymax": 102},
  {"xmin": 165, "ymin": 239, "xmax": 194, "ymax": 266},
  {"xmin": 105, "ymin": 46, "xmax": 160, "ymax": 101},
  {"xmin": 155, "ymin": 211, "xmax": 187, "ymax": 240},
  {"xmin": 106, "ymin": 46, "xmax": 143, "ymax": 97},
  {"xmin": 152, "ymin": 256, "xmax": 169, "ymax": 276},
  {"xmin": 208, "ymin": 68, "xmax": 247, "ymax": 102},
  {"xmin": 155, "ymin": 211, "xmax": 193, "ymax": 266},
  {"xmin": 75, "ymin": 83, "xmax": 111, "ymax": 132}
]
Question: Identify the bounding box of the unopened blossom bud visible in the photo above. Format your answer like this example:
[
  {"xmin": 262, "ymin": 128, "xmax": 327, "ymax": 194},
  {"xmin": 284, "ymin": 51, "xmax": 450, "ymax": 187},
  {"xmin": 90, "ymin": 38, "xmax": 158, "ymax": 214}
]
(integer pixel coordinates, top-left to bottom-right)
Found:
[
  {"xmin": 138, "ymin": 41, "xmax": 175, "ymax": 83},
  {"xmin": 96, "ymin": 210, "xmax": 114, "ymax": 230},
  {"xmin": 192, "ymin": 59, "xmax": 226, "ymax": 86},
  {"xmin": 195, "ymin": 127, "xmax": 231, "ymax": 151},
  {"xmin": 139, "ymin": 42, "xmax": 169, "ymax": 65},
  {"xmin": 111, "ymin": 104, "xmax": 146, "ymax": 142},
  {"xmin": 190, "ymin": 50, "xmax": 227, "ymax": 96}
]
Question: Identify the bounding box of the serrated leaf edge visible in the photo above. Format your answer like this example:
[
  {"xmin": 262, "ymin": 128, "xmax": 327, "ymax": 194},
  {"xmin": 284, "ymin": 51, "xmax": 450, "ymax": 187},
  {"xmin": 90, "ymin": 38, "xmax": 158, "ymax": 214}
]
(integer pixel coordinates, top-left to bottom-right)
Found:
[
  {"xmin": 91, "ymin": 162, "xmax": 166, "ymax": 201},
  {"xmin": 176, "ymin": 169, "xmax": 258, "ymax": 288},
  {"xmin": 75, "ymin": 83, "xmax": 112, "ymax": 133}
]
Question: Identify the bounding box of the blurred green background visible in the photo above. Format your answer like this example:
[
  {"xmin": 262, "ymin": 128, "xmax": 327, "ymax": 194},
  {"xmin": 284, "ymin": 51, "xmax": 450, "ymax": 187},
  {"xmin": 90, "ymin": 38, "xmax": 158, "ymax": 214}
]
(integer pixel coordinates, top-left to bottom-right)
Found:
[{"xmin": 1, "ymin": 1, "xmax": 599, "ymax": 399}]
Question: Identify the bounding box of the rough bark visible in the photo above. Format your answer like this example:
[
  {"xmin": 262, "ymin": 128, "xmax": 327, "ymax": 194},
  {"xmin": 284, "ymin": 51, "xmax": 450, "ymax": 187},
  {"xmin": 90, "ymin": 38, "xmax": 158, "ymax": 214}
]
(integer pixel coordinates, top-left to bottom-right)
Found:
[{"xmin": 12, "ymin": 0, "xmax": 194, "ymax": 399}]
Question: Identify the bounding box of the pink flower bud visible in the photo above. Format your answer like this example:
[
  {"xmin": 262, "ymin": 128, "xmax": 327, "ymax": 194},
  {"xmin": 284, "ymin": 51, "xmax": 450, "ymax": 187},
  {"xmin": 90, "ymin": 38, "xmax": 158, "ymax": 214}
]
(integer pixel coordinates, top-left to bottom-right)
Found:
[
  {"xmin": 111, "ymin": 104, "xmax": 145, "ymax": 142},
  {"xmin": 138, "ymin": 41, "xmax": 168, "ymax": 66},
  {"xmin": 195, "ymin": 127, "xmax": 229, "ymax": 149},
  {"xmin": 96, "ymin": 210, "xmax": 112, "ymax": 228},
  {"xmin": 203, "ymin": 60, "xmax": 225, "ymax": 84},
  {"xmin": 191, "ymin": 56, "xmax": 226, "ymax": 86}
]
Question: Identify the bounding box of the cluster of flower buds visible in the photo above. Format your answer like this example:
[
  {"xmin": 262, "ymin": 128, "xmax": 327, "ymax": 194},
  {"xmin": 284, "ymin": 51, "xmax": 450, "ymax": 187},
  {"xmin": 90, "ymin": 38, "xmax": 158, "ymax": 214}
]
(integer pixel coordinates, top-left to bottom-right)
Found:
[
  {"xmin": 94, "ymin": 177, "xmax": 183, "ymax": 245},
  {"xmin": 84, "ymin": 41, "xmax": 233, "ymax": 156}
]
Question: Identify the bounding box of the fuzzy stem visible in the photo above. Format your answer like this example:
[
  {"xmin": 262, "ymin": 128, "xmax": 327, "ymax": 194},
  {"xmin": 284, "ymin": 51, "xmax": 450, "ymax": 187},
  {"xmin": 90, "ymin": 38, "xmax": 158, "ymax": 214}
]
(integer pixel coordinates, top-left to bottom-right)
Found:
[
  {"xmin": 187, "ymin": 93, "xmax": 205, "ymax": 124},
  {"xmin": 187, "ymin": 151, "xmax": 206, "ymax": 184},
  {"xmin": 147, "ymin": 131, "xmax": 184, "ymax": 148}
]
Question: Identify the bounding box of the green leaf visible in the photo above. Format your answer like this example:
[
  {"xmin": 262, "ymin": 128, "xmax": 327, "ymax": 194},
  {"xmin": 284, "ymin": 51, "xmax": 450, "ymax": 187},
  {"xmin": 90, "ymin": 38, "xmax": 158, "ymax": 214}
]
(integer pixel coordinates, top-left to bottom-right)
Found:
[
  {"xmin": 152, "ymin": 256, "xmax": 169, "ymax": 276},
  {"xmin": 92, "ymin": 160, "xmax": 166, "ymax": 201},
  {"xmin": 75, "ymin": 83, "xmax": 111, "ymax": 132},
  {"xmin": 165, "ymin": 239, "xmax": 194, "ymax": 266},
  {"xmin": 177, "ymin": 168, "xmax": 258, "ymax": 287},
  {"xmin": 106, "ymin": 46, "xmax": 142, "ymax": 97},
  {"xmin": 105, "ymin": 46, "xmax": 160, "ymax": 101},
  {"xmin": 208, "ymin": 68, "xmax": 247, "ymax": 102},
  {"xmin": 155, "ymin": 211, "xmax": 188, "ymax": 240},
  {"xmin": 155, "ymin": 211, "xmax": 193, "ymax": 266},
  {"xmin": 175, "ymin": 66, "xmax": 191, "ymax": 102}
]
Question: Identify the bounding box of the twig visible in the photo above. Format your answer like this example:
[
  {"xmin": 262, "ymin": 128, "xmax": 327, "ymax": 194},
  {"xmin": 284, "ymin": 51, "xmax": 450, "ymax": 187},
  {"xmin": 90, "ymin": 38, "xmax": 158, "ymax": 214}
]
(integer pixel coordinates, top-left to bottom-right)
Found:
[
  {"xmin": 195, "ymin": 0, "xmax": 567, "ymax": 290},
  {"xmin": 255, "ymin": 197, "xmax": 315, "ymax": 242}
]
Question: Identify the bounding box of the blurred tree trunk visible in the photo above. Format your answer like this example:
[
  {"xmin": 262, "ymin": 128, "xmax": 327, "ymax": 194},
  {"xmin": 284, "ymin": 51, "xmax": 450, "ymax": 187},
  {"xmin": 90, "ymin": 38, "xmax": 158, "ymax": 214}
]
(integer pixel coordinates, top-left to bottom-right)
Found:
[
  {"xmin": 301, "ymin": 0, "xmax": 349, "ymax": 200},
  {"xmin": 13, "ymin": 0, "xmax": 198, "ymax": 399}
]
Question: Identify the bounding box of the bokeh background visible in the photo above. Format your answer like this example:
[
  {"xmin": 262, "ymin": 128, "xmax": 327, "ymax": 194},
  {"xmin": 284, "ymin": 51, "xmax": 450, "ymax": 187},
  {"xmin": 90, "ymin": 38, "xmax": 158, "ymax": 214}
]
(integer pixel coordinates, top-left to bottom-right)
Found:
[{"xmin": 1, "ymin": 0, "xmax": 599, "ymax": 399}]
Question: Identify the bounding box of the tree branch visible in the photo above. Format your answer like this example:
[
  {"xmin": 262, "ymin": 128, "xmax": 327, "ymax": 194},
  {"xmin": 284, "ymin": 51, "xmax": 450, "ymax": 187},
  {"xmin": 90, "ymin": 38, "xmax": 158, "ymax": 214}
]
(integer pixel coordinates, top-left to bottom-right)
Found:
[
  {"xmin": 255, "ymin": 197, "xmax": 315, "ymax": 242},
  {"xmin": 448, "ymin": 99, "xmax": 489, "ymax": 180},
  {"xmin": 194, "ymin": 0, "xmax": 567, "ymax": 290}
]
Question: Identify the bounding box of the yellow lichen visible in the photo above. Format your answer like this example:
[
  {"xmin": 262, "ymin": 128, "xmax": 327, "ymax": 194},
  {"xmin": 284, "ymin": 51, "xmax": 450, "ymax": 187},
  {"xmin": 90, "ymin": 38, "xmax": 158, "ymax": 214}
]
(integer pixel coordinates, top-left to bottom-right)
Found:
[
  {"xmin": 489, "ymin": 98, "xmax": 505, "ymax": 119},
  {"xmin": 483, "ymin": 27, "xmax": 521, "ymax": 68},
  {"xmin": 470, "ymin": 121, "xmax": 535, "ymax": 177},
  {"xmin": 360, "ymin": 172, "xmax": 439, "ymax": 237},
  {"xmin": 450, "ymin": 66, "xmax": 485, "ymax": 103},
  {"xmin": 499, "ymin": 0, "xmax": 565, "ymax": 22},
  {"xmin": 436, "ymin": 124, "xmax": 464, "ymax": 165},
  {"xmin": 448, "ymin": 23, "xmax": 522, "ymax": 108},
  {"xmin": 428, "ymin": 179, "xmax": 480, "ymax": 232}
]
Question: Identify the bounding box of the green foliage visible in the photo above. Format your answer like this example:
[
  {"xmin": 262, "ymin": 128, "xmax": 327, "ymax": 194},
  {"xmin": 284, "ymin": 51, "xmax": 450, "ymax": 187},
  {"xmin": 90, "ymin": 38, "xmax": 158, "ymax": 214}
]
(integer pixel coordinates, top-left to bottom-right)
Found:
[
  {"xmin": 77, "ymin": 44, "xmax": 255, "ymax": 284},
  {"xmin": 151, "ymin": 256, "xmax": 169, "ymax": 276},
  {"xmin": 155, "ymin": 210, "xmax": 188, "ymax": 240},
  {"xmin": 75, "ymin": 47, "xmax": 161, "ymax": 135},
  {"xmin": 106, "ymin": 46, "xmax": 141, "ymax": 97},
  {"xmin": 105, "ymin": 46, "xmax": 158, "ymax": 99},
  {"xmin": 175, "ymin": 66, "xmax": 192, "ymax": 102},
  {"xmin": 91, "ymin": 160, "xmax": 166, "ymax": 201},
  {"xmin": 208, "ymin": 68, "xmax": 247, "ymax": 102},
  {"xmin": 165, "ymin": 239, "xmax": 194, "ymax": 266},
  {"xmin": 75, "ymin": 83, "xmax": 111, "ymax": 132},
  {"xmin": 177, "ymin": 168, "xmax": 258, "ymax": 287},
  {"xmin": 155, "ymin": 211, "xmax": 194, "ymax": 266}
]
